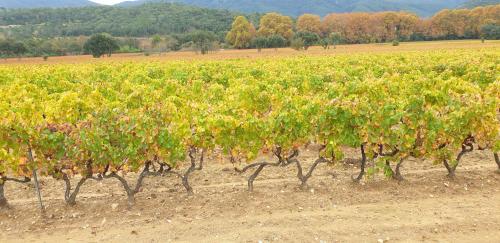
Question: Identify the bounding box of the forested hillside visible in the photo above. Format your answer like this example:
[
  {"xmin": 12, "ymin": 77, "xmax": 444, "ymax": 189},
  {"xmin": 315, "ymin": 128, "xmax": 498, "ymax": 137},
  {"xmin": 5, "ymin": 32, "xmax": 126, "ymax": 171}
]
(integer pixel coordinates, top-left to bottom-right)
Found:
[
  {"xmin": 0, "ymin": 3, "xmax": 258, "ymax": 38},
  {"xmin": 461, "ymin": 0, "xmax": 500, "ymax": 8},
  {"xmin": 0, "ymin": 0, "xmax": 469, "ymax": 16},
  {"xmin": 117, "ymin": 0, "xmax": 468, "ymax": 17},
  {"xmin": 0, "ymin": 0, "xmax": 97, "ymax": 8}
]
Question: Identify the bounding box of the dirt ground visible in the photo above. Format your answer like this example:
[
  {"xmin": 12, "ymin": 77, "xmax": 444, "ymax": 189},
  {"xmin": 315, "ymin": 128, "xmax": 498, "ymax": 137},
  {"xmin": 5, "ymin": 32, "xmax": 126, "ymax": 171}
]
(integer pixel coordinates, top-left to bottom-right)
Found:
[
  {"xmin": 0, "ymin": 40, "xmax": 499, "ymax": 65},
  {"xmin": 0, "ymin": 148, "xmax": 499, "ymax": 243}
]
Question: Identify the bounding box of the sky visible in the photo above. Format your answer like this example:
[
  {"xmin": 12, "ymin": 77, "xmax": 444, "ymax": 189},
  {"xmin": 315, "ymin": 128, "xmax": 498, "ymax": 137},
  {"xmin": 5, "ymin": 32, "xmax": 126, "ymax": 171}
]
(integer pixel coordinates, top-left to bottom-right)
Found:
[{"xmin": 90, "ymin": 0, "xmax": 131, "ymax": 5}]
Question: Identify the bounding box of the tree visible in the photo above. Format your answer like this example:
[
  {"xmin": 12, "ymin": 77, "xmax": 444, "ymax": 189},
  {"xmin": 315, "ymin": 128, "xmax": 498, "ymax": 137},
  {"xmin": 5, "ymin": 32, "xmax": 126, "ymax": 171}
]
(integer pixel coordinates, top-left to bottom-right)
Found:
[
  {"xmin": 321, "ymin": 12, "xmax": 421, "ymax": 44},
  {"xmin": 226, "ymin": 16, "xmax": 256, "ymax": 49},
  {"xmin": 294, "ymin": 32, "xmax": 319, "ymax": 50},
  {"xmin": 163, "ymin": 35, "xmax": 180, "ymax": 51},
  {"xmin": 297, "ymin": 14, "xmax": 322, "ymax": 35},
  {"xmin": 481, "ymin": 24, "xmax": 500, "ymax": 39},
  {"xmin": 267, "ymin": 35, "xmax": 287, "ymax": 51},
  {"xmin": 257, "ymin": 13, "xmax": 294, "ymax": 40},
  {"xmin": 83, "ymin": 33, "xmax": 119, "ymax": 58},
  {"xmin": 371, "ymin": 12, "xmax": 419, "ymax": 42},
  {"xmin": 430, "ymin": 6, "xmax": 500, "ymax": 39},
  {"xmin": 189, "ymin": 30, "xmax": 218, "ymax": 55},
  {"xmin": 151, "ymin": 34, "xmax": 162, "ymax": 54},
  {"xmin": 319, "ymin": 38, "xmax": 329, "ymax": 50},
  {"xmin": 0, "ymin": 40, "xmax": 27, "ymax": 58},
  {"xmin": 251, "ymin": 37, "xmax": 267, "ymax": 52},
  {"xmin": 329, "ymin": 32, "xmax": 342, "ymax": 49},
  {"xmin": 0, "ymin": 39, "xmax": 14, "ymax": 57},
  {"xmin": 11, "ymin": 42, "xmax": 27, "ymax": 58}
]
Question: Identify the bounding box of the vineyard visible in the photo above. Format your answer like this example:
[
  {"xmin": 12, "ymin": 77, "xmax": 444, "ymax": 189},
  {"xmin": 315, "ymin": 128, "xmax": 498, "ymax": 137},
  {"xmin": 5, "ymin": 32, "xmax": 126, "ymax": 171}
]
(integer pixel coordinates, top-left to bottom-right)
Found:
[{"xmin": 0, "ymin": 48, "xmax": 499, "ymax": 214}]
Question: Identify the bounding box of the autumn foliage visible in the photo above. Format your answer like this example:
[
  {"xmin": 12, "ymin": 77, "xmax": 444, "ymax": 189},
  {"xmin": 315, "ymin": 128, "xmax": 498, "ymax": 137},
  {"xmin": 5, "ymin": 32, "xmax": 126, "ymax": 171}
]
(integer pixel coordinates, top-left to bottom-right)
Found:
[
  {"xmin": 225, "ymin": 5, "xmax": 499, "ymax": 49},
  {"xmin": 429, "ymin": 5, "xmax": 500, "ymax": 38},
  {"xmin": 225, "ymin": 16, "xmax": 256, "ymax": 49},
  {"xmin": 257, "ymin": 12, "xmax": 295, "ymax": 40}
]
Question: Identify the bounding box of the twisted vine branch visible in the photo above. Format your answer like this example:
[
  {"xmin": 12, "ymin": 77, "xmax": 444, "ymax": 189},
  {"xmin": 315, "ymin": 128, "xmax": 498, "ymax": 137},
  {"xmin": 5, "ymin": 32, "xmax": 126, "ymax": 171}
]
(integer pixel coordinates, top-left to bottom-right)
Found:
[
  {"xmin": 235, "ymin": 146, "xmax": 298, "ymax": 192},
  {"xmin": 0, "ymin": 176, "xmax": 31, "ymax": 209},
  {"xmin": 443, "ymin": 138, "xmax": 474, "ymax": 178}
]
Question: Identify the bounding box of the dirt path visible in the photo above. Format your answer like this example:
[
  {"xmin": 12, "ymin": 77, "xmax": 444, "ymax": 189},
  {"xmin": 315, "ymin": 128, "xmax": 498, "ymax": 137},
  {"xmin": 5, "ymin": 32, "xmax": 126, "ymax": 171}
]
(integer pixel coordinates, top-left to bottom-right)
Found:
[{"xmin": 1, "ymin": 150, "xmax": 499, "ymax": 242}]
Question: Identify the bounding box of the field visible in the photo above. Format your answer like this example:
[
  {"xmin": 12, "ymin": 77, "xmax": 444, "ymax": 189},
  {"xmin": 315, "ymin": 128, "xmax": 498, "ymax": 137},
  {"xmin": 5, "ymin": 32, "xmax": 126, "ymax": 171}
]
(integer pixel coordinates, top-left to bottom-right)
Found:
[
  {"xmin": 0, "ymin": 40, "xmax": 500, "ymax": 242},
  {"xmin": 0, "ymin": 40, "xmax": 499, "ymax": 64}
]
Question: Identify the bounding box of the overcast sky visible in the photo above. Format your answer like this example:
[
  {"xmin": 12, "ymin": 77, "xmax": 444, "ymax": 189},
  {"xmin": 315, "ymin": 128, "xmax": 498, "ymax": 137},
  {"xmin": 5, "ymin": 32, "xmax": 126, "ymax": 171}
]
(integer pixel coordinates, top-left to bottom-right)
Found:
[{"xmin": 90, "ymin": 0, "xmax": 130, "ymax": 5}]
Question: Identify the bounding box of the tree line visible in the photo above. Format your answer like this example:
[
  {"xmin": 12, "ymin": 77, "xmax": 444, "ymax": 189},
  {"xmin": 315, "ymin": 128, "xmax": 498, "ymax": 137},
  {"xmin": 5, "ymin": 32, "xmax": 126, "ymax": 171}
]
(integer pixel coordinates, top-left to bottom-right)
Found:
[
  {"xmin": 226, "ymin": 5, "xmax": 500, "ymax": 50},
  {"xmin": 0, "ymin": 4, "xmax": 499, "ymax": 58}
]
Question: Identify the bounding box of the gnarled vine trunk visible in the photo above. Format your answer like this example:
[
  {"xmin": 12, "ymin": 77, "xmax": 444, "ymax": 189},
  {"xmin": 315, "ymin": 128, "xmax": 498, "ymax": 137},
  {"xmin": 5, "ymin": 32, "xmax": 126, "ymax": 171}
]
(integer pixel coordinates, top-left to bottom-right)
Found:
[
  {"xmin": 494, "ymin": 153, "xmax": 500, "ymax": 172},
  {"xmin": 444, "ymin": 142, "xmax": 474, "ymax": 178},
  {"xmin": 352, "ymin": 145, "xmax": 367, "ymax": 182},
  {"xmin": 61, "ymin": 160, "xmax": 96, "ymax": 206},
  {"xmin": 295, "ymin": 157, "xmax": 329, "ymax": 189},
  {"xmin": 63, "ymin": 175, "xmax": 90, "ymax": 206},
  {"xmin": 103, "ymin": 161, "xmax": 154, "ymax": 207},
  {"xmin": 0, "ymin": 176, "xmax": 30, "ymax": 209},
  {"xmin": 386, "ymin": 159, "xmax": 405, "ymax": 181},
  {"xmin": 182, "ymin": 147, "xmax": 204, "ymax": 195},
  {"xmin": 0, "ymin": 181, "xmax": 7, "ymax": 208},
  {"xmin": 235, "ymin": 147, "xmax": 297, "ymax": 192}
]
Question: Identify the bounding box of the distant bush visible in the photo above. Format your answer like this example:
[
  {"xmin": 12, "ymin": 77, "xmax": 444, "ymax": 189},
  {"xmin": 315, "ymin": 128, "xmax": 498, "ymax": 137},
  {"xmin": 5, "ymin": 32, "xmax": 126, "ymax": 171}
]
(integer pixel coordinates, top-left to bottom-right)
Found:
[{"xmin": 291, "ymin": 38, "xmax": 304, "ymax": 51}]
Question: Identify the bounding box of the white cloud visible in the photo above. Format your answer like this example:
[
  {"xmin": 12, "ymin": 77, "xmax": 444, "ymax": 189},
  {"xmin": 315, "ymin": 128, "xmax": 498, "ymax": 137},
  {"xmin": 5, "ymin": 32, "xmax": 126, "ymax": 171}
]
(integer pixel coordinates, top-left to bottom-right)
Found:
[{"xmin": 90, "ymin": 0, "xmax": 133, "ymax": 5}]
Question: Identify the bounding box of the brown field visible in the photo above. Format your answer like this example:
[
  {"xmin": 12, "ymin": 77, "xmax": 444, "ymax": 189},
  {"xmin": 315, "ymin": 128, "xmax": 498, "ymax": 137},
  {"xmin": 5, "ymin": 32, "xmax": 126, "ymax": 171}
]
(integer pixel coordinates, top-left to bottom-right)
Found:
[
  {"xmin": 1, "ymin": 40, "xmax": 500, "ymax": 242},
  {"xmin": 1, "ymin": 39, "xmax": 499, "ymax": 65},
  {"xmin": 0, "ymin": 148, "xmax": 499, "ymax": 243}
]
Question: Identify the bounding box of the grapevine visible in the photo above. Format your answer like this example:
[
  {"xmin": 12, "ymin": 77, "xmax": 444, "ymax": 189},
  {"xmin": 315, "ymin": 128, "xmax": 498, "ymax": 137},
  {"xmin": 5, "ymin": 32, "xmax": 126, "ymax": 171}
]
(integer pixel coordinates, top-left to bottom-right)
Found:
[{"xmin": 0, "ymin": 49, "xmax": 498, "ymax": 208}]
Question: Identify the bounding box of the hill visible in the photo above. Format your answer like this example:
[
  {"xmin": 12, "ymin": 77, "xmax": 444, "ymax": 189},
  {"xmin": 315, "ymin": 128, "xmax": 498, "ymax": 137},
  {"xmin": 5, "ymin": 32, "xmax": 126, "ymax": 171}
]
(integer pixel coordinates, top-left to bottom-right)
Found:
[
  {"xmin": 0, "ymin": 3, "xmax": 255, "ymax": 38},
  {"xmin": 117, "ymin": 0, "xmax": 468, "ymax": 17},
  {"xmin": 460, "ymin": 0, "xmax": 500, "ymax": 8},
  {"xmin": 0, "ymin": 0, "xmax": 98, "ymax": 8}
]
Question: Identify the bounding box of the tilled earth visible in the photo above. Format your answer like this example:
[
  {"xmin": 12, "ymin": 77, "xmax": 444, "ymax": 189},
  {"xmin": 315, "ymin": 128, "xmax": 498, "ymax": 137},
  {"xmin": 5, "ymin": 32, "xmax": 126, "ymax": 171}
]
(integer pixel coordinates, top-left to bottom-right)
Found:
[{"xmin": 1, "ymin": 149, "xmax": 499, "ymax": 243}]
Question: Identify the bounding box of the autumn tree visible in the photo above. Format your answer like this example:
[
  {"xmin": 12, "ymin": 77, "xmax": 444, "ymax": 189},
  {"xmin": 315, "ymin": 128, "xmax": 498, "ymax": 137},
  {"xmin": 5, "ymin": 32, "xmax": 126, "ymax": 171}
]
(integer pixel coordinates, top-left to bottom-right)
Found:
[
  {"xmin": 297, "ymin": 14, "xmax": 322, "ymax": 35},
  {"xmin": 321, "ymin": 12, "xmax": 420, "ymax": 43},
  {"xmin": 428, "ymin": 5, "xmax": 500, "ymax": 39},
  {"xmin": 467, "ymin": 5, "xmax": 500, "ymax": 37},
  {"xmin": 257, "ymin": 12, "xmax": 294, "ymax": 40},
  {"xmin": 430, "ymin": 9, "xmax": 470, "ymax": 38},
  {"xmin": 371, "ymin": 12, "xmax": 419, "ymax": 42},
  {"xmin": 226, "ymin": 16, "xmax": 256, "ymax": 49}
]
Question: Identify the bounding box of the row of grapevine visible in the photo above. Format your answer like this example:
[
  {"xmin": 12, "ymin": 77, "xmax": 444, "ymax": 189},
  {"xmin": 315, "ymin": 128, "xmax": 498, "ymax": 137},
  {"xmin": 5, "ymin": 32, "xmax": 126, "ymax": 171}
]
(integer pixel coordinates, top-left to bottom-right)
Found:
[{"xmin": 0, "ymin": 49, "xmax": 499, "ymax": 208}]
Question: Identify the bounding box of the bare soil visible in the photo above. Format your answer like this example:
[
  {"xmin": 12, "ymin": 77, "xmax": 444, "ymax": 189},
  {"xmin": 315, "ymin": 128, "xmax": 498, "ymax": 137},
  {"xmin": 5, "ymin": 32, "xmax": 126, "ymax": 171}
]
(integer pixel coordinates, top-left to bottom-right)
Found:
[{"xmin": 1, "ymin": 148, "xmax": 499, "ymax": 243}]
